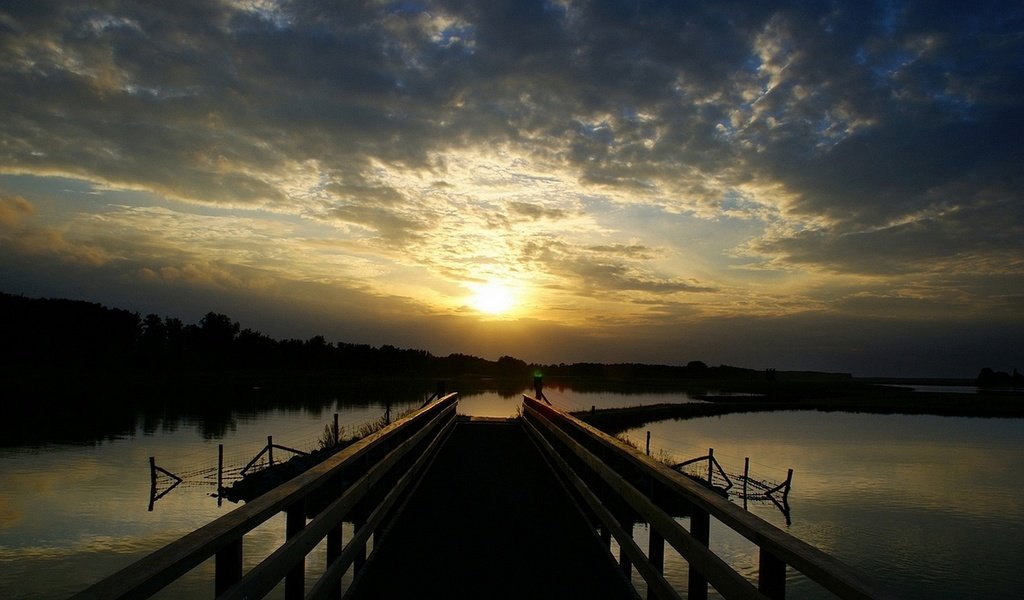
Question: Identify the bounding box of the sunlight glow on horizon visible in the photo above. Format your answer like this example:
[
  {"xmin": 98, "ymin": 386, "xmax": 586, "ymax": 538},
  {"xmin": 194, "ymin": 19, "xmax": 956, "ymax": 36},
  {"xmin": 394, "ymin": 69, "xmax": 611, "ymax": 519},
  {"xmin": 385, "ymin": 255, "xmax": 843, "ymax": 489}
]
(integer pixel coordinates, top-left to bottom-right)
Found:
[{"xmin": 467, "ymin": 281, "xmax": 518, "ymax": 316}]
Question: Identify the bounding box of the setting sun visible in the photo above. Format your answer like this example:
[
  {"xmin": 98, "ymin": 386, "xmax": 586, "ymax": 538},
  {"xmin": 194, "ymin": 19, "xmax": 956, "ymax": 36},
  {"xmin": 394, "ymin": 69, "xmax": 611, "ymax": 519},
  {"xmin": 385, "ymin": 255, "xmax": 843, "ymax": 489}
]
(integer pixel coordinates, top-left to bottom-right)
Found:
[{"xmin": 469, "ymin": 282, "xmax": 516, "ymax": 315}]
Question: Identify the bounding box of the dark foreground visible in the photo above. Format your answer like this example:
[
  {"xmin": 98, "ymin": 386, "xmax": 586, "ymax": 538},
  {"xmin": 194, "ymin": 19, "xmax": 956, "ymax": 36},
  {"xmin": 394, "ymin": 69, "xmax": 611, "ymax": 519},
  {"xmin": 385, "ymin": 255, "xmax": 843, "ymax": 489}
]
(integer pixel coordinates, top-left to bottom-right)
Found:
[{"xmin": 347, "ymin": 418, "xmax": 636, "ymax": 599}]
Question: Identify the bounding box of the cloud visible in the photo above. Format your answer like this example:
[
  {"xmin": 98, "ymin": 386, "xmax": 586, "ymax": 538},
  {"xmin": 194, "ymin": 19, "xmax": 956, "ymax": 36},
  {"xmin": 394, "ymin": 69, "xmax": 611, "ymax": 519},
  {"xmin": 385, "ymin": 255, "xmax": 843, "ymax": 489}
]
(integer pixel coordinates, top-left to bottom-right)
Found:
[
  {"xmin": 0, "ymin": 1, "xmax": 1022, "ymax": 374},
  {"xmin": 0, "ymin": 193, "xmax": 35, "ymax": 227},
  {"xmin": 522, "ymin": 238, "xmax": 714, "ymax": 296}
]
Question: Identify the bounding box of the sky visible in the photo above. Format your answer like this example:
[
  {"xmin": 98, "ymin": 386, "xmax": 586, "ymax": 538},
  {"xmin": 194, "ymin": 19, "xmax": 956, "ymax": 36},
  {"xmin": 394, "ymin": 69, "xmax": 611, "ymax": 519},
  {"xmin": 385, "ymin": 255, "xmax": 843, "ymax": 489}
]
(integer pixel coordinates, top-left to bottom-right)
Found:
[{"xmin": 1, "ymin": 1, "xmax": 1022, "ymax": 378}]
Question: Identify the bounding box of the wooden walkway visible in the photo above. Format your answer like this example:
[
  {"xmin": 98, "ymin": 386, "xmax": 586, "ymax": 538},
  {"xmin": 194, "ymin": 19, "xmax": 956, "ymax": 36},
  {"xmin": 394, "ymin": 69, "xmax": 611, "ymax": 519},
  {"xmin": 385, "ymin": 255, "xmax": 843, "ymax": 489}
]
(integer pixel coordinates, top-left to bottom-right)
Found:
[
  {"xmin": 347, "ymin": 417, "xmax": 635, "ymax": 599},
  {"xmin": 72, "ymin": 392, "xmax": 892, "ymax": 600}
]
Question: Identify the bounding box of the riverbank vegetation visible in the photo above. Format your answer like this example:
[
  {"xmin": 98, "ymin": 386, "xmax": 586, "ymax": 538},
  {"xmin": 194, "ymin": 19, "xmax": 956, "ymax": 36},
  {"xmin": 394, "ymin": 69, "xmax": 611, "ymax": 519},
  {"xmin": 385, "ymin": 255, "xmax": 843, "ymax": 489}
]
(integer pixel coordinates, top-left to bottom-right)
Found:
[{"xmin": 3, "ymin": 291, "xmax": 1020, "ymax": 446}]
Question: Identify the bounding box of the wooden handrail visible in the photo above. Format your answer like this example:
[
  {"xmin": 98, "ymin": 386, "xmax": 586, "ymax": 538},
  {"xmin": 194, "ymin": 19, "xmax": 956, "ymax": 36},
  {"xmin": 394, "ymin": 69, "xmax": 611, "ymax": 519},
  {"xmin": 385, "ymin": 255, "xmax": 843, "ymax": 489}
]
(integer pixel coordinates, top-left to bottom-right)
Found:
[
  {"xmin": 522, "ymin": 395, "xmax": 894, "ymax": 600},
  {"xmin": 71, "ymin": 393, "xmax": 459, "ymax": 600},
  {"xmin": 523, "ymin": 400, "xmax": 766, "ymax": 600}
]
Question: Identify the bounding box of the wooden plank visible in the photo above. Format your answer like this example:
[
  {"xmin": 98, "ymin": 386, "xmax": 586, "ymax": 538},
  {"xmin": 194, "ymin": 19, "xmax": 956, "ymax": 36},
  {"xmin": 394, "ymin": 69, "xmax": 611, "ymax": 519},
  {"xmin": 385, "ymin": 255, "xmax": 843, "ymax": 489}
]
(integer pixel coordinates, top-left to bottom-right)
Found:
[
  {"xmin": 71, "ymin": 394, "xmax": 458, "ymax": 600},
  {"xmin": 524, "ymin": 396, "xmax": 895, "ymax": 600}
]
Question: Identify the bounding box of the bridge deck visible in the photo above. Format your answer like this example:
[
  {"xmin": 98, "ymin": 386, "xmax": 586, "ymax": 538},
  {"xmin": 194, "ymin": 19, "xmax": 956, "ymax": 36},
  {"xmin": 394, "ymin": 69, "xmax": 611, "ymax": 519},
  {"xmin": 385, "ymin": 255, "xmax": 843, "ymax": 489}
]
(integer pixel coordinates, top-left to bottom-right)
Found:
[{"xmin": 347, "ymin": 417, "xmax": 636, "ymax": 599}]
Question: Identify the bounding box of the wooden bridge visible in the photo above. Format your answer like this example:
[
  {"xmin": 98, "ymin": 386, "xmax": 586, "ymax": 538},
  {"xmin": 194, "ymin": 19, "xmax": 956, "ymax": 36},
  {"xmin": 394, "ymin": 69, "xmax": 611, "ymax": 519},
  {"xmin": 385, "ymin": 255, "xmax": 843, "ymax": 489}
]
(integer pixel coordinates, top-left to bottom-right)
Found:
[{"xmin": 73, "ymin": 393, "xmax": 892, "ymax": 600}]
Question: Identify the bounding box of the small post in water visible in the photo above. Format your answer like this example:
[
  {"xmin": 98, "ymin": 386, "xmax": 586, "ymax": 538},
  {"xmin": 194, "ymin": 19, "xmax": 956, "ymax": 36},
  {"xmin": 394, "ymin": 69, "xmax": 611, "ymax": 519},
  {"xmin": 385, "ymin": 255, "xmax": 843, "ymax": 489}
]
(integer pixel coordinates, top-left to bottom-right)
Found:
[
  {"xmin": 707, "ymin": 448, "xmax": 714, "ymax": 486},
  {"xmin": 217, "ymin": 444, "xmax": 224, "ymax": 507},
  {"xmin": 646, "ymin": 431, "xmax": 651, "ymax": 456},
  {"xmin": 268, "ymin": 435, "xmax": 274, "ymax": 466},
  {"xmin": 333, "ymin": 413, "xmax": 340, "ymax": 446},
  {"xmin": 743, "ymin": 457, "xmax": 750, "ymax": 510},
  {"xmin": 148, "ymin": 456, "xmax": 157, "ymax": 512}
]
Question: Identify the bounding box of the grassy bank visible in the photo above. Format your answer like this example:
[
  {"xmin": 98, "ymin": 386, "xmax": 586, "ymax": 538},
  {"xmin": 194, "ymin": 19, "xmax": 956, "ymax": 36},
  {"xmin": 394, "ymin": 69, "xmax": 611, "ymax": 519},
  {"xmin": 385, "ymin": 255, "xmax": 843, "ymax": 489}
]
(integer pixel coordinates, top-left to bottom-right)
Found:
[{"xmin": 574, "ymin": 387, "xmax": 1024, "ymax": 434}]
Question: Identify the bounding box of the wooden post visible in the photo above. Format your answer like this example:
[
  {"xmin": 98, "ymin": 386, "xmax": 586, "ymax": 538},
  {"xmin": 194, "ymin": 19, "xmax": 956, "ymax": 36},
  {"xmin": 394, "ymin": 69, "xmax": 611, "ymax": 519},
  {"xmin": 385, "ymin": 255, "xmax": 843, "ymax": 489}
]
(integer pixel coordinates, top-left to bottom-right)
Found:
[
  {"xmin": 759, "ymin": 548, "xmax": 786, "ymax": 599},
  {"xmin": 148, "ymin": 456, "xmax": 157, "ymax": 512},
  {"xmin": 354, "ymin": 518, "xmax": 367, "ymax": 574},
  {"xmin": 268, "ymin": 435, "xmax": 274, "ymax": 466},
  {"xmin": 618, "ymin": 519, "xmax": 633, "ymax": 577},
  {"xmin": 217, "ymin": 444, "xmax": 224, "ymax": 507},
  {"xmin": 333, "ymin": 413, "xmax": 339, "ymax": 446},
  {"xmin": 688, "ymin": 508, "xmax": 710, "ymax": 600},
  {"xmin": 326, "ymin": 523, "xmax": 343, "ymax": 599},
  {"xmin": 285, "ymin": 503, "xmax": 305, "ymax": 600},
  {"xmin": 782, "ymin": 469, "xmax": 794, "ymax": 503},
  {"xmin": 647, "ymin": 527, "xmax": 665, "ymax": 600},
  {"xmin": 743, "ymin": 457, "xmax": 750, "ymax": 509},
  {"xmin": 215, "ymin": 538, "xmax": 243, "ymax": 596},
  {"xmin": 707, "ymin": 448, "xmax": 714, "ymax": 486},
  {"xmin": 645, "ymin": 431, "xmax": 651, "ymax": 456}
]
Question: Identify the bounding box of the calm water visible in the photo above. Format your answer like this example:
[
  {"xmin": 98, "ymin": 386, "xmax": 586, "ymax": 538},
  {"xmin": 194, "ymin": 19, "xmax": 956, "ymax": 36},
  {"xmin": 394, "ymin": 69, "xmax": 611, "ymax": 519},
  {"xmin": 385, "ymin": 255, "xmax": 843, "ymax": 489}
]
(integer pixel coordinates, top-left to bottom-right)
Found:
[{"xmin": 1, "ymin": 388, "xmax": 1022, "ymax": 598}]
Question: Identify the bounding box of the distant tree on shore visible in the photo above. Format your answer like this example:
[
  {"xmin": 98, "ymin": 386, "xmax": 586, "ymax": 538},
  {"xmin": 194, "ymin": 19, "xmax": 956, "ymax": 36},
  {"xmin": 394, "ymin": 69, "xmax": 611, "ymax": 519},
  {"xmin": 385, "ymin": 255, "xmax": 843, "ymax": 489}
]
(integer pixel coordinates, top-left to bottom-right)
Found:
[{"xmin": 977, "ymin": 367, "xmax": 1024, "ymax": 387}]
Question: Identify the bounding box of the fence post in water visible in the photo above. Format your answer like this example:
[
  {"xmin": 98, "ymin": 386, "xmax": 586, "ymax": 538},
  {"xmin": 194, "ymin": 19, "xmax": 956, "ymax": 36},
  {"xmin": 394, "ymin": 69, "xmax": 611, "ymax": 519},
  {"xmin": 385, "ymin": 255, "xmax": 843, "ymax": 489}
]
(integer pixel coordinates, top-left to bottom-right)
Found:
[
  {"xmin": 268, "ymin": 435, "xmax": 274, "ymax": 466},
  {"xmin": 743, "ymin": 457, "xmax": 750, "ymax": 510},
  {"xmin": 333, "ymin": 413, "xmax": 340, "ymax": 446},
  {"xmin": 646, "ymin": 431, "xmax": 651, "ymax": 456},
  {"xmin": 783, "ymin": 468, "xmax": 794, "ymax": 503},
  {"xmin": 148, "ymin": 456, "xmax": 157, "ymax": 512},
  {"xmin": 707, "ymin": 448, "xmax": 714, "ymax": 486},
  {"xmin": 217, "ymin": 444, "xmax": 224, "ymax": 507}
]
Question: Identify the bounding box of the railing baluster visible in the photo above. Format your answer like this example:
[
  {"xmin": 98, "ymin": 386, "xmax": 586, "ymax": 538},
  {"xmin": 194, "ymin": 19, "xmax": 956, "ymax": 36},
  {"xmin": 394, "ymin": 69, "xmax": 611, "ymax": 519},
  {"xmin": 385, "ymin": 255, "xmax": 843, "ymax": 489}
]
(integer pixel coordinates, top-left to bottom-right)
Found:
[
  {"xmin": 688, "ymin": 507, "xmax": 710, "ymax": 600},
  {"xmin": 353, "ymin": 517, "xmax": 367, "ymax": 574},
  {"xmin": 285, "ymin": 502, "xmax": 306, "ymax": 600},
  {"xmin": 759, "ymin": 549, "xmax": 786, "ymax": 599},
  {"xmin": 326, "ymin": 523, "xmax": 343, "ymax": 599},
  {"xmin": 619, "ymin": 518, "xmax": 633, "ymax": 577},
  {"xmin": 648, "ymin": 527, "xmax": 665, "ymax": 600},
  {"xmin": 215, "ymin": 538, "xmax": 243, "ymax": 596}
]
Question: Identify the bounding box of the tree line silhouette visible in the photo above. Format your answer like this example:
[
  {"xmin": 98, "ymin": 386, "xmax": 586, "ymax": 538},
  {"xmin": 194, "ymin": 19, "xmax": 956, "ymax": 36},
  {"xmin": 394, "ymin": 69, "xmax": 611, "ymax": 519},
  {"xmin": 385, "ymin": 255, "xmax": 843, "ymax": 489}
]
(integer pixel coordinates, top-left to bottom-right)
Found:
[{"xmin": 0, "ymin": 291, "xmax": 764, "ymax": 382}]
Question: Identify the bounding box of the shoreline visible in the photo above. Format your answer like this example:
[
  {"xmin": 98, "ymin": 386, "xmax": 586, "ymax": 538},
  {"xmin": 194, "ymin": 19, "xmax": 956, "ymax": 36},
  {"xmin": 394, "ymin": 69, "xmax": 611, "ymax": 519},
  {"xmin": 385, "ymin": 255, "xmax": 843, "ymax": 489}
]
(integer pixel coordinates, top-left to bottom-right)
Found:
[{"xmin": 574, "ymin": 390, "xmax": 1024, "ymax": 434}]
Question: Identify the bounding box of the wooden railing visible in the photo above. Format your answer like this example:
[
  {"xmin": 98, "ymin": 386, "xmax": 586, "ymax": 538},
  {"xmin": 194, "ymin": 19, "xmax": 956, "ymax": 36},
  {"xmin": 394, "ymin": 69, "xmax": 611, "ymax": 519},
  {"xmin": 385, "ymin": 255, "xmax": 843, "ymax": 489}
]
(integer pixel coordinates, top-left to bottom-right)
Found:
[
  {"xmin": 72, "ymin": 393, "xmax": 459, "ymax": 600},
  {"xmin": 521, "ymin": 395, "xmax": 894, "ymax": 600}
]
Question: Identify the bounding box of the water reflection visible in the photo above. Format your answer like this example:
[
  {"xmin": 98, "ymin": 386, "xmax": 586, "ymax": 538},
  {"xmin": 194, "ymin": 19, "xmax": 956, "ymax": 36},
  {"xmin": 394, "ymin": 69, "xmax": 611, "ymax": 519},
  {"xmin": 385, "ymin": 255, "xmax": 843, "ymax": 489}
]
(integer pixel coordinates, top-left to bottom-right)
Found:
[
  {"xmin": 621, "ymin": 411, "xmax": 1024, "ymax": 600},
  {"xmin": 2, "ymin": 386, "xmax": 1023, "ymax": 599}
]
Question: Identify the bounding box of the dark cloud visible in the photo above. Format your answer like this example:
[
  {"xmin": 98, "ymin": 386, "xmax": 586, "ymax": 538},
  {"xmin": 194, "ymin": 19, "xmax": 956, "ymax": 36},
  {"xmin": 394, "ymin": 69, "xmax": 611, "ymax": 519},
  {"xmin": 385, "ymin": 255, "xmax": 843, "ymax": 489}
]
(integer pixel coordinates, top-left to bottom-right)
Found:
[
  {"xmin": 508, "ymin": 201, "xmax": 568, "ymax": 221},
  {"xmin": 757, "ymin": 193, "xmax": 1024, "ymax": 275},
  {"xmin": 522, "ymin": 238, "xmax": 713, "ymax": 295},
  {"xmin": 1, "ymin": 1, "xmax": 1022, "ymax": 374}
]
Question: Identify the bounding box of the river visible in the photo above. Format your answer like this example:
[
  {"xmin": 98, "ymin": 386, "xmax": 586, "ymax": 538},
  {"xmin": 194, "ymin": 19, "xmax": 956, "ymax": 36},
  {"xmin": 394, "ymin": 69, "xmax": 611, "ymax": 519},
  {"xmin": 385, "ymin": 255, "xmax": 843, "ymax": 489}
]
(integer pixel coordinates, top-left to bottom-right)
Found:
[{"xmin": 1, "ymin": 387, "xmax": 1021, "ymax": 598}]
